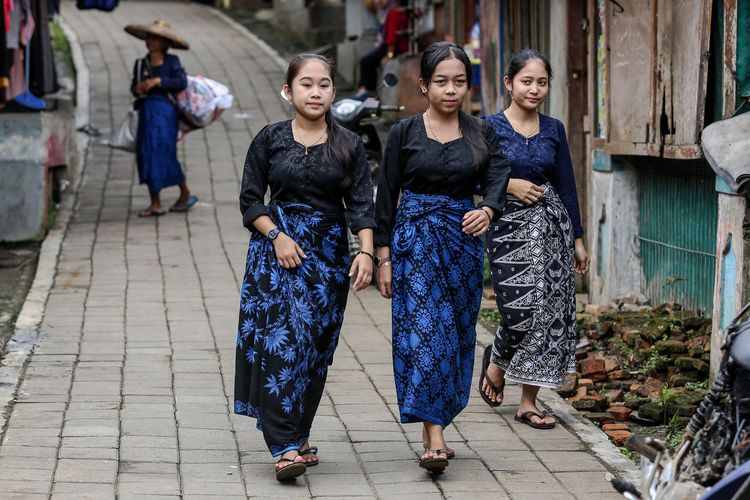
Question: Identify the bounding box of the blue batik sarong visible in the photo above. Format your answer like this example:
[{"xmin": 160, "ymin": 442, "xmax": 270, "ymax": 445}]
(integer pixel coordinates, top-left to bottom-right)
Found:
[
  {"xmin": 136, "ymin": 94, "xmax": 185, "ymax": 193},
  {"xmin": 234, "ymin": 202, "xmax": 350, "ymax": 456},
  {"xmin": 391, "ymin": 191, "xmax": 484, "ymax": 428}
]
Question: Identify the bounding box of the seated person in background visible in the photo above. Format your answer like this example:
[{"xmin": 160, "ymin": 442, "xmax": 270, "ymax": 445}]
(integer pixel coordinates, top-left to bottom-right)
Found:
[{"xmin": 355, "ymin": 0, "xmax": 408, "ymax": 100}]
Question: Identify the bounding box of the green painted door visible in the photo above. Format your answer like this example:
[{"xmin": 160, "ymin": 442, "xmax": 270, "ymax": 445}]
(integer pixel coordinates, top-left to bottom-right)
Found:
[{"xmin": 638, "ymin": 160, "xmax": 718, "ymax": 314}]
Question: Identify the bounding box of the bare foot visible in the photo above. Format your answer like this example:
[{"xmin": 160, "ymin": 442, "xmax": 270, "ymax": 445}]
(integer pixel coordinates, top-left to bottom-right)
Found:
[
  {"xmin": 275, "ymin": 450, "xmax": 305, "ymax": 472},
  {"xmin": 422, "ymin": 428, "xmax": 454, "ymax": 458},
  {"xmin": 298, "ymin": 442, "xmax": 319, "ymax": 466}
]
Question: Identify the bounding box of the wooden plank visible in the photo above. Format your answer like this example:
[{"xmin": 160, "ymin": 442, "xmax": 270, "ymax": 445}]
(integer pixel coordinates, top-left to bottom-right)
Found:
[
  {"xmin": 653, "ymin": 0, "xmax": 713, "ymax": 147},
  {"xmin": 606, "ymin": 0, "xmax": 654, "ymax": 145},
  {"xmin": 710, "ymin": 194, "xmax": 746, "ymax": 377},
  {"xmin": 593, "ymin": 140, "xmax": 703, "ymax": 159},
  {"xmin": 723, "ymin": 0, "xmax": 738, "ymax": 119},
  {"xmin": 480, "ymin": 0, "xmax": 503, "ymax": 115}
]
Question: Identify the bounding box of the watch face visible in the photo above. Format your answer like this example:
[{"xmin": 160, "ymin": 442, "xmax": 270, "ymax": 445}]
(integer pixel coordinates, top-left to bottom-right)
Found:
[{"xmin": 268, "ymin": 228, "xmax": 280, "ymax": 240}]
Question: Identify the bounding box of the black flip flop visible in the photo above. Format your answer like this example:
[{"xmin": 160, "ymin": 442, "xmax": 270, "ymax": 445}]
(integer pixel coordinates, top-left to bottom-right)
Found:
[
  {"xmin": 275, "ymin": 458, "xmax": 306, "ymax": 481},
  {"xmin": 299, "ymin": 446, "xmax": 319, "ymax": 466},
  {"xmin": 419, "ymin": 449, "xmax": 449, "ymax": 473},
  {"xmin": 478, "ymin": 345, "xmax": 504, "ymax": 407},
  {"xmin": 514, "ymin": 410, "xmax": 556, "ymax": 430}
]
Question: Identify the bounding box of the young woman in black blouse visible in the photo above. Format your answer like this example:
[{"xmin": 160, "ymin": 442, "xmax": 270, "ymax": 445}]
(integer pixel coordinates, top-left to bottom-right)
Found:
[
  {"xmin": 375, "ymin": 42, "xmax": 510, "ymax": 473},
  {"xmin": 234, "ymin": 54, "xmax": 375, "ymax": 481}
]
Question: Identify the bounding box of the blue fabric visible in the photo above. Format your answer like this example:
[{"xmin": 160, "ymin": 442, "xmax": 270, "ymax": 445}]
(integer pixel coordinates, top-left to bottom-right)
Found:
[
  {"xmin": 76, "ymin": 0, "xmax": 117, "ymax": 11},
  {"xmin": 136, "ymin": 94, "xmax": 185, "ymax": 193},
  {"xmin": 131, "ymin": 54, "xmax": 187, "ymax": 98},
  {"xmin": 234, "ymin": 202, "xmax": 351, "ymax": 456},
  {"xmin": 483, "ymin": 113, "xmax": 584, "ymax": 238},
  {"xmin": 391, "ymin": 191, "xmax": 483, "ymax": 428}
]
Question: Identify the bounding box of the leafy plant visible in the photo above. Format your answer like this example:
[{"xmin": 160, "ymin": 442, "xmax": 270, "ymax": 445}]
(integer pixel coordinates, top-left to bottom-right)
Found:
[
  {"xmin": 478, "ymin": 309, "xmax": 500, "ymax": 323},
  {"xmin": 640, "ymin": 347, "xmax": 670, "ymax": 376},
  {"xmin": 684, "ymin": 380, "xmax": 709, "ymax": 393},
  {"xmin": 666, "ymin": 412, "xmax": 685, "ymax": 451},
  {"xmin": 619, "ymin": 446, "xmax": 639, "ymax": 464}
]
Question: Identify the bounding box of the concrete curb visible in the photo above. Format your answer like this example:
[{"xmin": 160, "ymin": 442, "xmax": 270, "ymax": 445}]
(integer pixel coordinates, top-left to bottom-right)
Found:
[
  {"xmin": 202, "ymin": 5, "xmax": 288, "ymax": 72},
  {"xmin": 475, "ymin": 323, "xmax": 641, "ymax": 485},
  {"xmin": 0, "ymin": 16, "xmax": 90, "ymax": 434}
]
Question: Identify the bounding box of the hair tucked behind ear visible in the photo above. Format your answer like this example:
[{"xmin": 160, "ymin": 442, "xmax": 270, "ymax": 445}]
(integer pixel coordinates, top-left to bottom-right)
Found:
[
  {"xmin": 286, "ymin": 53, "xmax": 356, "ymax": 188},
  {"xmin": 420, "ymin": 42, "xmax": 488, "ymax": 169}
]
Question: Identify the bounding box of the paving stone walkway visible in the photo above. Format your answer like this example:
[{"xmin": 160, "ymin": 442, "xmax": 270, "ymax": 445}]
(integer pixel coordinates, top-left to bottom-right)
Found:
[{"xmin": 0, "ymin": 2, "xmax": 626, "ymax": 498}]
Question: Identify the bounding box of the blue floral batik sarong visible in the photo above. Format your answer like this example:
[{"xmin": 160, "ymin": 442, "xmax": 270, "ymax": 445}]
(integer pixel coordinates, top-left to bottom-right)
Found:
[
  {"xmin": 234, "ymin": 202, "xmax": 351, "ymax": 456},
  {"xmin": 391, "ymin": 191, "xmax": 484, "ymax": 428},
  {"xmin": 136, "ymin": 94, "xmax": 185, "ymax": 193}
]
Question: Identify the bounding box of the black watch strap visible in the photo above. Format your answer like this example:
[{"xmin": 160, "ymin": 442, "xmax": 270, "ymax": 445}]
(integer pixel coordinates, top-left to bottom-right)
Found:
[{"xmin": 267, "ymin": 228, "xmax": 281, "ymax": 240}]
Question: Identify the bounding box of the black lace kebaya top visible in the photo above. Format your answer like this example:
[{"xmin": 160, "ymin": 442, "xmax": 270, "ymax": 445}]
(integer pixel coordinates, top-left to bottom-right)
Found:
[
  {"xmin": 240, "ymin": 120, "xmax": 376, "ymax": 233},
  {"xmin": 374, "ymin": 114, "xmax": 511, "ymax": 247}
]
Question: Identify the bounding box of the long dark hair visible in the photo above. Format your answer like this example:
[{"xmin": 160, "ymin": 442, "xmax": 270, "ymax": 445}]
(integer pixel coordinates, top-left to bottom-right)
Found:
[
  {"xmin": 286, "ymin": 53, "xmax": 355, "ymax": 188},
  {"xmin": 505, "ymin": 49, "xmax": 554, "ymax": 81},
  {"xmin": 420, "ymin": 42, "xmax": 487, "ymax": 169}
]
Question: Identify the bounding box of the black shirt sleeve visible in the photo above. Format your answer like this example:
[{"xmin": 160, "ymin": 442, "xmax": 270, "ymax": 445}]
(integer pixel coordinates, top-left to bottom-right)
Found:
[
  {"xmin": 345, "ymin": 138, "xmax": 377, "ymax": 233},
  {"xmin": 240, "ymin": 126, "xmax": 272, "ymax": 231},
  {"xmin": 478, "ymin": 122, "xmax": 511, "ymax": 219},
  {"xmin": 374, "ymin": 120, "xmax": 404, "ymax": 247}
]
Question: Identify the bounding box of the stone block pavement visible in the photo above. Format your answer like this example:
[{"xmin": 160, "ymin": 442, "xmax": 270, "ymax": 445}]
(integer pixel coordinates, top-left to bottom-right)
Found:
[{"xmin": 0, "ymin": 2, "xmax": 630, "ymax": 498}]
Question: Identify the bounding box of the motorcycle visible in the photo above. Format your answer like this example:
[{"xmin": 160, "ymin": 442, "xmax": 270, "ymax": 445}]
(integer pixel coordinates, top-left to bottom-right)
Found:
[
  {"xmin": 612, "ymin": 302, "xmax": 750, "ymax": 499},
  {"xmin": 331, "ymin": 72, "xmax": 402, "ymax": 186}
]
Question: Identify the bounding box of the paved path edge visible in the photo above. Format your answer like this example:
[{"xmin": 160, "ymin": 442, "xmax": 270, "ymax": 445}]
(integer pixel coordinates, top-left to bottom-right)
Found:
[
  {"xmin": 203, "ymin": 4, "xmax": 288, "ymax": 72},
  {"xmin": 0, "ymin": 16, "xmax": 91, "ymax": 436},
  {"xmin": 476, "ymin": 323, "xmax": 641, "ymax": 484}
]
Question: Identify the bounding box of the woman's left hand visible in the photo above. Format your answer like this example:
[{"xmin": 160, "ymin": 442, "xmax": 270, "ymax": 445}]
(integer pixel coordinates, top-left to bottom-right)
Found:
[
  {"xmin": 462, "ymin": 208, "xmax": 493, "ymax": 237},
  {"xmin": 349, "ymin": 253, "xmax": 373, "ymax": 291},
  {"xmin": 573, "ymin": 238, "xmax": 589, "ymax": 275},
  {"xmin": 139, "ymin": 77, "xmax": 160, "ymax": 94}
]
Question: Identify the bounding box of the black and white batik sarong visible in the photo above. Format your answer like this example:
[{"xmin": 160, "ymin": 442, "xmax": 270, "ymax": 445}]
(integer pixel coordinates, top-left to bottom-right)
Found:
[{"xmin": 486, "ymin": 183, "xmax": 577, "ymax": 388}]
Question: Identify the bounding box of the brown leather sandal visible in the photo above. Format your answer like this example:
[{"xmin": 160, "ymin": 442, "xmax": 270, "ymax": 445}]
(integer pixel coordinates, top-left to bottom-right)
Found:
[
  {"xmin": 419, "ymin": 449, "xmax": 449, "ymax": 473},
  {"xmin": 514, "ymin": 410, "xmax": 557, "ymax": 429},
  {"xmin": 299, "ymin": 446, "xmax": 319, "ymax": 466},
  {"xmin": 275, "ymin": 457, "xmax": 306, "ymax": 481}
]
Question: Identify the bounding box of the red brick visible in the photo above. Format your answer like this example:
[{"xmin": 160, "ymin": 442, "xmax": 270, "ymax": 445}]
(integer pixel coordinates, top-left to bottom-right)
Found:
[
  {"xmin": 607, "ymin": 406, "xmax": 633, "ymax": 421},
  {"xmin": 602, "ymin": 423, "xmax": 629, "ymax": 432},
  {"xmin": 605, "ymin": 429, "xmax": 632, "ymax": 446}
]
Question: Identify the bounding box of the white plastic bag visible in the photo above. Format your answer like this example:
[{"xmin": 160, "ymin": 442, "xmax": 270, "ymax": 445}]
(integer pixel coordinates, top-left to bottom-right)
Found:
[
  {"xmin": 109, "ymin": 109, "xmax": 138, "ymax": 152},
  {"xmin": 176, "ymin": 75, "xmax": 234, "ymax": 129}
]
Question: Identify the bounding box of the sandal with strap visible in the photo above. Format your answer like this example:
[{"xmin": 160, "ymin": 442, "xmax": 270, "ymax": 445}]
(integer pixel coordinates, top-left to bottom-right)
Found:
[
  {"xmin": 299, "ymin": 446, "xmax": 319, "ymax": 466},
  {"xmin": 514, "ymin": 410, "xmax": 557, "ymax": 430},
  {"xmin": 419, "ymin": 449, "xmax": 449, "ymax": 473},
  {"xmin": 478, "ymin": 345, "xmax": 504, "ymax": 407},
  {"xmin": 275, "ymin": 457, "xmax": 306, "ymax": 481}
]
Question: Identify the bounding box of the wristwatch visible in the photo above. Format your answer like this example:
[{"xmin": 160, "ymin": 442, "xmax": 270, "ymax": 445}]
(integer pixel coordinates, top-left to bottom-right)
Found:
[
  {"xmin": 374, "ymin": 256, "xmax": 391, "ymax": 267},
  {"xmin": 267, "ymin": 228, "xmax": 282, "ymax": 240}
]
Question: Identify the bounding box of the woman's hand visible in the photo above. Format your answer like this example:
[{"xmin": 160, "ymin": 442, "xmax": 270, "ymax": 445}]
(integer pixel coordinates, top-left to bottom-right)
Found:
[
  {"xmin": 136, "ymin": 78, "xmax": 160, "ymax": 95},
  {"xmin": 462, "ymin": 208, "xmax": 493, "ymax": 237},
  {"xmin": 272, "ymin": 233, "xmax": 307, "ymax": 269},
  {"xmin": 508, "ymin": 179, "xmax": 544, "ymax": 205},
  {"xmin": 349, "ymin": 253, "xmax": 373, "ymax": 291},
  {"xmin": 573, "ymin": 238, "xmax": 589, "ymax": 275},
  {"xmin": 377, "ymin": 263, "xmax": 392, "ymax": 299}
]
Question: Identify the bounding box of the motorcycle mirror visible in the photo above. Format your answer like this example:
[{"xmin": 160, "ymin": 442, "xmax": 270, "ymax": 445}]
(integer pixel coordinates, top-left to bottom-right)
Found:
[{"xmin": 383, "ymin": 73, "xmax": 399, "ymax": 87}]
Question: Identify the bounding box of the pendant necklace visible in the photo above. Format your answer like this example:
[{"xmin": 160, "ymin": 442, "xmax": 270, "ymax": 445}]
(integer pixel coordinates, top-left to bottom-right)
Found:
[
  {"xmin": 505, "ymin": 112, "xmax": 539, "ymax": 145},
  {"xmin": 426, "ymin": 108, "xmax": 461, "ymax": 144},
  {"xmin": 293, "ymin": 120, "xmax": 327, "ymax": 155}
]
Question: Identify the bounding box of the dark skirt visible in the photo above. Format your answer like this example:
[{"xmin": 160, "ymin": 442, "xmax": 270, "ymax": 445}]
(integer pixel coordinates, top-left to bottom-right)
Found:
[
  {"xmin": 487, "ymin": 184, "xmax": 577, "ymax": 388},
  {"xmin": 234, "ymin": 202, "xmax": 351, "ymax": 456},
  {"xmin": 136, "ymin": 94, "xmax": 185, "ymax": 193},
  {"xmin": 391, "ymin": 191, "xmax": 483, "ymax": 428}
]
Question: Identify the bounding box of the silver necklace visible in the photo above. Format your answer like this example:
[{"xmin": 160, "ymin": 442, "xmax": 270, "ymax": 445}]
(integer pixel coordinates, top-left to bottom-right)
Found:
[{"xmin": 293, "ymin": 120, "xmax": 327, "ymax": 156}]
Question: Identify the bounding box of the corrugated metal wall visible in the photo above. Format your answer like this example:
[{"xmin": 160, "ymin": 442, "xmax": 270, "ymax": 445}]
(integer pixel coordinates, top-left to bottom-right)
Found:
[{"xmin": 637, "ymin": 159, "xmax": 718, "ymax": 314}]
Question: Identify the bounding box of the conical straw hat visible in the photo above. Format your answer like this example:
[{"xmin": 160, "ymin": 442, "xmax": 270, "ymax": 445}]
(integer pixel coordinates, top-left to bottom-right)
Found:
[{"xmin": 124, "ymin": 20, "xmax": 190, "ymax": 50}]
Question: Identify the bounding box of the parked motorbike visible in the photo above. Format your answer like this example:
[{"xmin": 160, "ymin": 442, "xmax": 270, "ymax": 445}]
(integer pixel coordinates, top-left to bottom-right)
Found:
[
  {"xmin": 331, "ymin": 72, "xmax": 402, "ymax": 186},
  {"xmin": 612, "ymin": 302, "xmax": 750, "ymax": 499}
]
